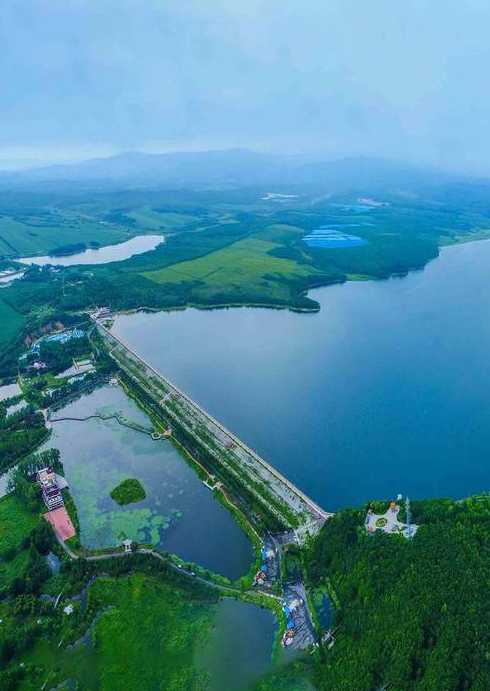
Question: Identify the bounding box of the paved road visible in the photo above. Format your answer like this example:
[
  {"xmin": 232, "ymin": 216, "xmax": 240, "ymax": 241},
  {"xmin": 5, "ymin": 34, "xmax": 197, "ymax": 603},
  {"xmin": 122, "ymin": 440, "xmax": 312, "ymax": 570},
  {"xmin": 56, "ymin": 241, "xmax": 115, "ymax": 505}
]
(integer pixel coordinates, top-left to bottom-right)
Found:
[{"xmin": 55, "ymin": 535, "xmax": 281, "ymax": 603}]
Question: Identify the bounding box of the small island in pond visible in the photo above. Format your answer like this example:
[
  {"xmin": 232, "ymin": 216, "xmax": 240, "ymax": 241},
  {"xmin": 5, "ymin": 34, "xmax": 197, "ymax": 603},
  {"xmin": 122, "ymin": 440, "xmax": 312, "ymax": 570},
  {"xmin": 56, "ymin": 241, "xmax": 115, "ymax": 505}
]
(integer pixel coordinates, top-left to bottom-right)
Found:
[{"xmin": 110, "ymin": 478, "xmax": 146, "ymax": 505}]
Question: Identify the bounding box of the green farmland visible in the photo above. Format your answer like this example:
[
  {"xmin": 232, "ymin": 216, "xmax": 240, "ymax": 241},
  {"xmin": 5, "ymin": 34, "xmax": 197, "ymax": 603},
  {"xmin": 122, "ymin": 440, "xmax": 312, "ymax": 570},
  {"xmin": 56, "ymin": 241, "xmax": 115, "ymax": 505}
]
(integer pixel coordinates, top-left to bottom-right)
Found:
[
  {"xmin": 0, "ymin": 212, "xmax": 133, "ymax": 258},
  {"xmin": 125, "ymin": 206, "xmax": 200, "ymax": 231},
  {"xmin": 144, "ymin": 225, "xmax": 322, "ymax": 305},
  {"xmin": 2, "ymin": 185, "xmax": 490, "ymax": 374}
]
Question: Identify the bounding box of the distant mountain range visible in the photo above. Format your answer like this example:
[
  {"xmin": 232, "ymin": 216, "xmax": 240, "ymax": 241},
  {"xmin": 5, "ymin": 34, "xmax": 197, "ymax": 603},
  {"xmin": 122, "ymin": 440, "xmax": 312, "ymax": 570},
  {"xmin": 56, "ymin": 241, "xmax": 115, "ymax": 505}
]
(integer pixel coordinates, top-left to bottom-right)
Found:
[{"xmin": 0, "ymin": 148, "xmax": 463, "ymax": 194}]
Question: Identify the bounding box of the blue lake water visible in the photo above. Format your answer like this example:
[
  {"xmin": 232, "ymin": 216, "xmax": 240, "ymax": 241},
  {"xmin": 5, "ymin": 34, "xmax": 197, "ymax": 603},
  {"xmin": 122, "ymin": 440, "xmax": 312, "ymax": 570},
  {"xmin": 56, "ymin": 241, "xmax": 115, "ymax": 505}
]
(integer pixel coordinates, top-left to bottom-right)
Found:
[
  {"xmin": 112, "ymin": 240, "xmax": 490, "ymax": 511},
  {"xmin": 19, "ymin": 234, "xmax": 164, "ymax": 267}
]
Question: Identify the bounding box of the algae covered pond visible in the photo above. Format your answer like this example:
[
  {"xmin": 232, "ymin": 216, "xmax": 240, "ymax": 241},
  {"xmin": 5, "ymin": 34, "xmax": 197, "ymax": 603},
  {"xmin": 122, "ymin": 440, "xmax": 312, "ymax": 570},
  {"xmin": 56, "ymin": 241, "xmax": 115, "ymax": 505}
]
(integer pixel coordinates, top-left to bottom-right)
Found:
[
  {"xmin": 19, "ymin": 575, "xmax": 278, "ymax": 691},
  {"xmin": 196, "ymin": 597, "xmax": 277, "ymax": 691},
  {"xmin": 45, "ymin": 384, "xmax": 253, "ymax": 578}
]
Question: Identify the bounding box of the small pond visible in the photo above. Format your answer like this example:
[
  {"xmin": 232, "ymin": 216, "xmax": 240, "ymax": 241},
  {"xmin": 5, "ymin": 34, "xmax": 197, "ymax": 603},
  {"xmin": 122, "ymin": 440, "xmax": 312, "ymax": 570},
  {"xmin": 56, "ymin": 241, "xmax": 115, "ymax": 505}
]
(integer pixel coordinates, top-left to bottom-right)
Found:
[
  {"xmin": 0, "ymin": 270, "xmax": 25, "ymax": 285},
  {"xmin": 303, "ymin": 226, "xmax": 367, "ymax": 249},
  {"xmin": 197, "ymin": 598, "xmax": 277, "ymax": 691},
  {"xmin": 44, "ymin": 384, "xmax": 253, "ymax": 579},
  {"xmin": 0, "ymin": 382, "xmax": 21, "ymax": 401},
  {"xmin": 18, "ymin": 234, "xmax": 164, "ymax": 267}
]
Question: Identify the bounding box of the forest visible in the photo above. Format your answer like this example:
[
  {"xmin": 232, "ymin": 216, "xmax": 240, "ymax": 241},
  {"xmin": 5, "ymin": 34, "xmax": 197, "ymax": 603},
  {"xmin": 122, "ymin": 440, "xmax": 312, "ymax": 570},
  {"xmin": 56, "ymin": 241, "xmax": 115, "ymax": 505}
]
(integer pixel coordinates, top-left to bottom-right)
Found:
[
  {"xmin": 303, "ymin": 497, "xmax": 490, "ymax": 690},
  {"xmin": 0, "ymin": 398, "xmax": 48, "ymax": 474}
]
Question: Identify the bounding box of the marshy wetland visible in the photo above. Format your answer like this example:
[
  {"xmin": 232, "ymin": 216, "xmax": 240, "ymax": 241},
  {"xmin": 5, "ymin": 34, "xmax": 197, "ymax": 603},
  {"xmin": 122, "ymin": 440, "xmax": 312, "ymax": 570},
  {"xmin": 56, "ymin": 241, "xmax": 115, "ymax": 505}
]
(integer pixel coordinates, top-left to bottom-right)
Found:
[{"xmin": 44, "ymin": 384, "xmax": 254, "ymax": 579}]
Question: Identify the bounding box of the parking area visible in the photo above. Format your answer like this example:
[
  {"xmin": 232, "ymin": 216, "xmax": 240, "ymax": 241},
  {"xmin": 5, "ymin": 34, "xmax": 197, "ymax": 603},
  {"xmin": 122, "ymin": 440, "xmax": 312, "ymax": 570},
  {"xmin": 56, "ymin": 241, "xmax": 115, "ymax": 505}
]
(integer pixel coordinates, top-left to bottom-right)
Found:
[{"xmin": 282, "ymin": 582, "xmax": 316, "ymax": 649}]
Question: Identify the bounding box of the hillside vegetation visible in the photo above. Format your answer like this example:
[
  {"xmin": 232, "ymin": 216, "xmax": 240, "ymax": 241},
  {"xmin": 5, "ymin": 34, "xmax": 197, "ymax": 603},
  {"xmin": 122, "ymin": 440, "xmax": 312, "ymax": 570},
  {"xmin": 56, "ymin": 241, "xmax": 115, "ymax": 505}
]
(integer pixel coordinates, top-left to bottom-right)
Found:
[{"xmin": 304, "ymin": 496, "xmax": 490, "ymax": 690}]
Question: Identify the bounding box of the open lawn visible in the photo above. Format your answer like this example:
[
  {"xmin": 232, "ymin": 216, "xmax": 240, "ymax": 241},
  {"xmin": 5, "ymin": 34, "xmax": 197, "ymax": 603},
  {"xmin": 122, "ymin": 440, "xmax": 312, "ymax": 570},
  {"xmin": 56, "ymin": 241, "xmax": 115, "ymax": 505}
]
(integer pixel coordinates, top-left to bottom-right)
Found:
[{"xmin": 144, "ymin": 224, "xmax": 320, "ymax": 305}]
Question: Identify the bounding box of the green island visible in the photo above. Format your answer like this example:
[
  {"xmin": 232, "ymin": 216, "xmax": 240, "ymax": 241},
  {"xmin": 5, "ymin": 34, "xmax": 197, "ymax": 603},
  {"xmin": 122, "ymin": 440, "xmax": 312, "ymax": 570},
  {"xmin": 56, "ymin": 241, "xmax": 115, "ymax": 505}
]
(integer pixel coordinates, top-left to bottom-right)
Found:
[{"xmin": 110, "ymin": 478, "xmax": 146, "ymax": 506}]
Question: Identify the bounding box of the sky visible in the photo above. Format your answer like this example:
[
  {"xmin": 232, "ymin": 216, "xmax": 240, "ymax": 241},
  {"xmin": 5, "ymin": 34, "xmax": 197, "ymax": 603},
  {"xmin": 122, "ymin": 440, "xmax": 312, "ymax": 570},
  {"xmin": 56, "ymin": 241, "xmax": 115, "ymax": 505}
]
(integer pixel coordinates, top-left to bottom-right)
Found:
[{"xmin": 1, "ymin": 0, "xmax": 490, "ymax": 172}]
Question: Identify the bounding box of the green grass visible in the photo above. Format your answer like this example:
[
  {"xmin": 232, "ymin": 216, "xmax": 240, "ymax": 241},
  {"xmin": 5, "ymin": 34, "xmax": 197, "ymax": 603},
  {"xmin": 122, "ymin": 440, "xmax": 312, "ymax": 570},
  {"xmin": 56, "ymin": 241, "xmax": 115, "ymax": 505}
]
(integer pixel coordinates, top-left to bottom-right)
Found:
[
  {"xmin": 89, "ymin": 576, "xmax": 213, "ymax": 690},
  {"xmin": 0, "ymin": 211, "xmax": 132, "ymax": 257},
  {"xmin": 144, "ymin": 225, "xmax": 319, "ymax": 304},
  {"xmin": 253, "ymin": 663, "xmax": 315, "ymax": 691},
  {"xmin": 0, "ymin": 494, "xmax": 39, "ymax": 591},
  {"xmin": 27, "ymin": 574, "xmax": 213, "ymax": 691},
  {"xmin": 0, "ymin": 297, "xmax": 25, "ymax": 348},
  {"xmin": 0, "ymin": 548, "xmax": 30, "ymax": 591},
  {"xmin": 110, "ymin": 478, "xmax": 146, "ymax": 506},
  {"xmin": 126, "ymin": 206, "xmax": 199, "ymax": 231},
  {"xmin": 0, "ymin": 494, "xmax": 39, "ymax": 557}
]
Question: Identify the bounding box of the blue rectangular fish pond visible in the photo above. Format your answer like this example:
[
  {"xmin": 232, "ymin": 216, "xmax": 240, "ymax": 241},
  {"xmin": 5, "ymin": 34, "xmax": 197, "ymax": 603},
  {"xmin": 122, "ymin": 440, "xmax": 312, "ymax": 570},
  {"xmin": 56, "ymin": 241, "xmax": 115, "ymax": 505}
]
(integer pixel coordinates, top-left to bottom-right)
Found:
[{"xmin": 303, "ymin": 227, "xmax": 368, "ymax": 249}]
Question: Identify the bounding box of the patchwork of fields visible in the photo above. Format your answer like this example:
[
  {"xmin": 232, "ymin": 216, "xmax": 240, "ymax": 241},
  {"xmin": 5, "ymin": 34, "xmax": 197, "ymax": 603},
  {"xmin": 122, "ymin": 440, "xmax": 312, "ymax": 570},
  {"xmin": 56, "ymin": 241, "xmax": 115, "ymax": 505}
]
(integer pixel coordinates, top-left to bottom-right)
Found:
[
  {"xmin": 144, "ymin": 224, "xmax": 320, "ymax": 304},
  {"xmin": 2, "ymin": 186, "xmax": 490, "ymax": 375}
]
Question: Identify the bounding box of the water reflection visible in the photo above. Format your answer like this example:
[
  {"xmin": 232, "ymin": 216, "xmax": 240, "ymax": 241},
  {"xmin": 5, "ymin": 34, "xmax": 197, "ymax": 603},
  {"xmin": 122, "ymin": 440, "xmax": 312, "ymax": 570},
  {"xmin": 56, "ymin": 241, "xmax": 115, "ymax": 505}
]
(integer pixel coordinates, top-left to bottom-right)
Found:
[
  {"xmin": 19, "ymin": 234, "xmax": 164, "ymax": 267},
  {"xmin": 197, "ymin": 598, "xmax": 276, "ymax": 691},
  {"xmin": 45, "ymin": 384, "xmax": 253, "ymax": 578},
  {"xmin": 112, "ymin": 240, "xmax": 490, "ymax": 511}
]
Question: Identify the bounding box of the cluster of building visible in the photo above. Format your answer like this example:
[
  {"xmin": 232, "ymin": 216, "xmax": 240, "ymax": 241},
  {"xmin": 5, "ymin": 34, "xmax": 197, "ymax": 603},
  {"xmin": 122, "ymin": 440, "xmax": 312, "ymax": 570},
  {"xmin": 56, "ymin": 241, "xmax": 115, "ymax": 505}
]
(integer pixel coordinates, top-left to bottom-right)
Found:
[
  {"xmin": 254, "ymin": 544, "xmax": 276, "ymax": 586},
  {"xmin": 20, "ymin": 328, "xmax": 86, "ymax": 372},
  {"xmin": 282, "ymin": 596, "xmax": 304, "ymax": 646},
  {"xmin": 365, "ymin": 497, "xmax": 418, "ymax": 539},
  {"xmin": 91, "ymin": 306, "xmax": 111, "ymax": 321},
  {"xmin": 37, "ymin": 467, "xmax": 64, "ymax": 511}
]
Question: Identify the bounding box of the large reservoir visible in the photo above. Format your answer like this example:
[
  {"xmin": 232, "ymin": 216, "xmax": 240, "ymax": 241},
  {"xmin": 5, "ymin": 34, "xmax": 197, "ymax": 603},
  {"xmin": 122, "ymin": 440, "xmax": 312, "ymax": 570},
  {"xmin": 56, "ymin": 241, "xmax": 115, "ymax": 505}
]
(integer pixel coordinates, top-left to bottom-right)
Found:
[{"xmin": 112, "ymin": 240, "xmax": 490, "ymax": 510}]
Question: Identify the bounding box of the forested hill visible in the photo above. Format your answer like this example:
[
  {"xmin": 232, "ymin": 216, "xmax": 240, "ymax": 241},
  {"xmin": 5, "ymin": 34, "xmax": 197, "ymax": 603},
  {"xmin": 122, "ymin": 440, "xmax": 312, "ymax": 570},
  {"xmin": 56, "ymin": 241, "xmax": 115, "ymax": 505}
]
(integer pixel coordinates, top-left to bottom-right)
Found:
[
  {"xmin": 0, "ymin": 151, "xmax": 451, "ymax": 193},
  {"xmin": 304, "ymin": 496, "xmax": 490, "ymax": 690}
]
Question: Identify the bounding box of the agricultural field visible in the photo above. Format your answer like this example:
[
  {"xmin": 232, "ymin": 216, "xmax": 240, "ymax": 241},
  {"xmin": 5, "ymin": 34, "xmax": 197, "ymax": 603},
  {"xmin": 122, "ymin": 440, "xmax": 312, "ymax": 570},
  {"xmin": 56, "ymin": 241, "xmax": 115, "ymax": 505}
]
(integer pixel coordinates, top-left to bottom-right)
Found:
[
  {"xmin": 124, "ymin": 206, "xmax": 200, "ymax": 231},
  {"xmin": 2, "ymin": 184, "xmax": 490, "ymax": 375},
  {"xmin": 144, "ymin": 224, "xmax": 321, "ymax": 305},
  {"xmin": 0, "ymin": 211, "xmax": 133, "ymax": 258}
]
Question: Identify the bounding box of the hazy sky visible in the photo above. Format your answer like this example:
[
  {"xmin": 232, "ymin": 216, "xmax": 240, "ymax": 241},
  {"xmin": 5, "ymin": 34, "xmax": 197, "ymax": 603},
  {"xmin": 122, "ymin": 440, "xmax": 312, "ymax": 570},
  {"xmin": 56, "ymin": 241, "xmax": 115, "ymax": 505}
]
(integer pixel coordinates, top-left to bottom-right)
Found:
[{"xmin": 2, "ymin": 0, "xmax": 490, "ymax": 171}]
